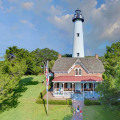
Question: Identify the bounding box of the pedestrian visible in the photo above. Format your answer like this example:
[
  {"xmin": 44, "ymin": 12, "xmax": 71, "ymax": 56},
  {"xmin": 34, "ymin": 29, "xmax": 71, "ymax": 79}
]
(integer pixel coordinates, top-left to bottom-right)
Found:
[
  {"xmin": 80, "ymin": 108, "xmax": 82, "ymax": 116},
  {"xmin": 74, "ymin": 107, "xmax": 77, "ymax": 115},
  {"xmin": 77, "ymin": 105, "xmax": 79, "ymax": 116}
]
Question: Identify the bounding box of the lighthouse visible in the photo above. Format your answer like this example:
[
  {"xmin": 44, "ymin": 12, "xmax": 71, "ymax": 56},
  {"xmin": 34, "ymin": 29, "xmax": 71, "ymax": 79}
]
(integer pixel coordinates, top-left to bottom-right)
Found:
[{"xmin": 72, "ymin": 9, "xmax": 84, "ymax": 57}]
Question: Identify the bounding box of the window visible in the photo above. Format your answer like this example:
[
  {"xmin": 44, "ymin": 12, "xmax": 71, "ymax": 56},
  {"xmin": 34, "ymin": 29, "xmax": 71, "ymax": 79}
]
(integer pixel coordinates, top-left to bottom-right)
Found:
[
  {"xmin": 77, "ymin": 53, "xmax": 80, "ymax": 57},
  {"xmin": 75, "ymin": 68, "xmax": 82, "ymax": 76},
  {"xmin": 57, "ymin": 83, "xmax": 59, "ymax": 88},
  {"xmin": 89, "ymin": 83, "xmax": 92, "ymax": 88},
  {"xmin": 75, "ymin": 69, "xmax": 78, "ymax": 75},
  {"xmin": 79, "ymin": 69, "xmax": 82, "ymax": 75},
  {"xmin": 67, "ymin": 83, "xmax": 72, "ymax": 88},
  {"xmin": 77, "ymin": 33, "xmax": 80, "ymax": 37}
]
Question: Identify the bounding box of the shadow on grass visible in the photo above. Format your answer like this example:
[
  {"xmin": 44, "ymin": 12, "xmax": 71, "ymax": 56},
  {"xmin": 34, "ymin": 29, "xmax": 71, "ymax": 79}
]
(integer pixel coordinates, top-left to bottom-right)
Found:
[
  {"xmin": 63, "ymin": 105, "xmax": 73, "ymax": 120},
  {"xmin": 43, "ymin": 99, "xmax": 47, "ymax": 115},
  {"xmin": 0, "ymin": 77, "xmax": 39, "ymax": 112}
]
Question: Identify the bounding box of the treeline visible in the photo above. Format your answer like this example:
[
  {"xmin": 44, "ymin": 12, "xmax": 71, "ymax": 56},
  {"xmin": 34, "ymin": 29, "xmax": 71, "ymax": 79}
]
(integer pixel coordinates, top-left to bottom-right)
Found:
[
  {"xmin": 0, "ymin": 46, "xmax": 58, "ymax": 109},
  {"xmin": 97, "ymin": 42, "xmax": 120, "ymax": 108}
]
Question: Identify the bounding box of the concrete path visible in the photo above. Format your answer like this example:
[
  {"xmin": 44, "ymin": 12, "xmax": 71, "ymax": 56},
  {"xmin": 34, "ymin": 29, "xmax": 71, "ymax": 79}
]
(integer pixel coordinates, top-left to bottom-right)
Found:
[{"xmin": 72, "ymin": 100, "xmax": 84, "ymax": 120}]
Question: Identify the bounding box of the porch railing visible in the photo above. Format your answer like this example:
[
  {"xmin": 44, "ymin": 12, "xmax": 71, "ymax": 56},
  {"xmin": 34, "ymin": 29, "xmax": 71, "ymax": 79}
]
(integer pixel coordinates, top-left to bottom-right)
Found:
[{"xmin": 53, "ymin": 90, "xmax": 74, "ymax": 97}]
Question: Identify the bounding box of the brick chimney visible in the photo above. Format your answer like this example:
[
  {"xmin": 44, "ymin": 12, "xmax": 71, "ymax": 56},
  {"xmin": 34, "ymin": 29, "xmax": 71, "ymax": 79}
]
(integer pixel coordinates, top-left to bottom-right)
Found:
[
  {"xmin": 95, "ymin": 54, "xmax": 99, "ymax": 59},
  {"xmin": 58, "ymin": 54, "xmax": 61, "ymax": 59}
]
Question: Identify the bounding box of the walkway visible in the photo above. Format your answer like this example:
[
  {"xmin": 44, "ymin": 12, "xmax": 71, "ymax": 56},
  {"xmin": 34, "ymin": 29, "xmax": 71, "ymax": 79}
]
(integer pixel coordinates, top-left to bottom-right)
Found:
[{"xmin": 72, "ymin": 100, "xmax": 84, "ymax": 120}]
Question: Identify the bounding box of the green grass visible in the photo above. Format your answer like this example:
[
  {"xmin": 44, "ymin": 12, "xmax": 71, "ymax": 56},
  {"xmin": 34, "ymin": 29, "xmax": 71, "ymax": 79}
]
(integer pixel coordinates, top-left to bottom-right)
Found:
[
  {"xmin": 0, "ymin": 75, "xmax": 72, "ymax": 120},
  {"xmin": 83, "ymin": 105, "xmax": 120, "ymax": 120}
]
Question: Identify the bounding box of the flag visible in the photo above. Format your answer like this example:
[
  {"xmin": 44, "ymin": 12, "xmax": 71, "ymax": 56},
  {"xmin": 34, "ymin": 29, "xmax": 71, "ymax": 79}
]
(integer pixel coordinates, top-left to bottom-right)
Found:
[{"xmin": 45, "ymin": 61, "xmax": 49, "ymax": 86}]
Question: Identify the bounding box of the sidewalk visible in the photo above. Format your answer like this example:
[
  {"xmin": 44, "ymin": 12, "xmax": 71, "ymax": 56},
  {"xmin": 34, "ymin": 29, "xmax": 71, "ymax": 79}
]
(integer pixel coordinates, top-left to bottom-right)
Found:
[{"xmin": 72, "ymin": 100, "xmax": 84, "ymax": 120}]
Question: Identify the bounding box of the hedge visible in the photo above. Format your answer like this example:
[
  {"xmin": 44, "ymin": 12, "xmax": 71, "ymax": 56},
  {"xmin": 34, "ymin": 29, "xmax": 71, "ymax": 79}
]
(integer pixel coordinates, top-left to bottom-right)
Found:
[
  {"xmin": 84, "ymin": 99, "xmax": 101, "ymax": 105},
  {"xmin": 38, "ymin": 85, "xmax": 51, "ymax": 99},
  {"xmin": 36, "ymin": 98, "xmax": 72, "ymax": 105}
]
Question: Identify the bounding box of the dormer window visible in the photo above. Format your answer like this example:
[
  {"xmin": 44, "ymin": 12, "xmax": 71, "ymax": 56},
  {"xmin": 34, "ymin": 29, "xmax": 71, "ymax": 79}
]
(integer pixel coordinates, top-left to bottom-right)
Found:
[
  {"xmin": 75, "ymin": 68, "xmax": 82, "ymax": 76},
  {"xmin": 75, "ymin": 69, "xmax": 78, "ymax": 75},
  {"xmin": 79, "ymin": 69, "xmax": 82, "ymax": 75}
]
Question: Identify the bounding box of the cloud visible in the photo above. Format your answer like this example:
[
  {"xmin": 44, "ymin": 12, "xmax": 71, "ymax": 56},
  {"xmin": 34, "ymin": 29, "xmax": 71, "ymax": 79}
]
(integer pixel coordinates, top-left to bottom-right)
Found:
[
  {"xmin": 20, "ymin": 20, "xmax": 36, "ymax": 30},
  {"xmin": 0, "ymin": 0, "xmax": 3, "ymax": 9},
  {"xmin": 22, "ymin": 2, "xmax": 34, "ymax": 10},
  {"xmin": 49, "ymin": 5, "xmax": 63, "ymax": 16},
  {"xmin": 6, "ymin": 6, "xmax": 15, "ymax": 13},
  {"xmin": 48, "ymin": 14, "xmax": 73, "ymax": 40}
]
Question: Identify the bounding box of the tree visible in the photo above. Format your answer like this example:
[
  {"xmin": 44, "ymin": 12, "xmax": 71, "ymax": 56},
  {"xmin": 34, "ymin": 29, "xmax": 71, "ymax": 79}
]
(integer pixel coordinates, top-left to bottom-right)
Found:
[
  {"xmin": 32, "ymin": 48, "xmax": 58, "ymax": 73},
  {"xmin": 49, "ymin": 60, "xmax": 55, "ymax": 72},
  {"xmin": 0, "ymin": 59, "xmax": 27, "ymax": 108},
  {"xmin": 97, "ymin": 42, "xmax": 120, "ymax": 108}
]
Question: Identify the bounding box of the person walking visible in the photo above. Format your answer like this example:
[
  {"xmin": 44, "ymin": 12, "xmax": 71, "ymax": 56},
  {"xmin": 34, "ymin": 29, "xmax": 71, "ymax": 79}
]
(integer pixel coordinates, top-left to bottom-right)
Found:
[
  {"xmin": 77, "ymin": 105, "xmax": 79, "ymax": 116},
  {"xmin": 80, "ymin": 109, "xmax": 82, "ymax": 116}
]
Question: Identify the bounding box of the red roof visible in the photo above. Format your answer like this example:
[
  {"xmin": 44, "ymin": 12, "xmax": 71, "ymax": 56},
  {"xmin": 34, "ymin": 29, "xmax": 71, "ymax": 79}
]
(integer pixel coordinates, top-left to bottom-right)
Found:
[{"xmin": 52, "ymin": 76, "xmax": 103, "ymax": 82}]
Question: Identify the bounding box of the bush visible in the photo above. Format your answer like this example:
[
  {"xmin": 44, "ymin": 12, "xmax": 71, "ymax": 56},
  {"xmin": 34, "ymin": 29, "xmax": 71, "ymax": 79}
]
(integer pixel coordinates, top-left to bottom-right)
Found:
[
  {"xmin": 84, "ymin": 99, "xmax": 101, "ymax": 105},
  {"xmin": 111, "ymin": 101, "xmax": 120, "ymax": 105},
  {"xmin": 49, "ymin": 100, "xmax": 66, "ymax": 105},
  {"xmin": 84, "ymin": 99, "xmax": 91, "ymax": 105},
  {"xmin": 36, "ymin": 98, "xmax": 72, "ymax": 105},
  {"xmin": 36, "ymin": 99, "xmax": 46, "ymax": 104},
  {"xmin": 36, "ymin": 99, "xmax": 67, "ymax": 105},
  {"xmin": 66, "ymin": 99, "xmax": 72, "ymax": 105},
  {"xmin": 38, "ymin": 85, "xmax": 51, "ymax": 99}
]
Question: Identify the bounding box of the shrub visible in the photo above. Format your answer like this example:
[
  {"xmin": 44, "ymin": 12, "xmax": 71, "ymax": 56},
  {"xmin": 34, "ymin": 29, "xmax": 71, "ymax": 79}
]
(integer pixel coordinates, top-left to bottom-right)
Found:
[
  {"xmin": 49, "ymin": 100, "xmax": 66, "ymax": 105},
  {"xmin": 38, "ymin": 85, "xmax": 51, "ymax": 99},
  {"xmin": 84, "ymin": 99, "xmax": 101, "ymax": 105},
  {"xmin": 84, "ymin": 99, "xmax": 91, "ymax": 105},
  {"xmin": 36, "ymin": 98, "xmax": 72, "ymax": 105},
  {"xmin": 111, "ymin": 101, "xmax": 120, "ymax": 105},
  {"xmin": 36, "ymin": 99, "xmax": 47, "ymax": 104},
  {"xmin": 66, "ymin": 99, "xmax": 72, "ymax": 105}
]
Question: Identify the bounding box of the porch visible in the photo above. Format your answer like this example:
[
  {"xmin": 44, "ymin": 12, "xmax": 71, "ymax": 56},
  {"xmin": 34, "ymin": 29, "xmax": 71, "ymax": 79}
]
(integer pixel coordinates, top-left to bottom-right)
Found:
[{"xmin": 53, "ymin": 82, "xmax": 100, "ymax": 99}]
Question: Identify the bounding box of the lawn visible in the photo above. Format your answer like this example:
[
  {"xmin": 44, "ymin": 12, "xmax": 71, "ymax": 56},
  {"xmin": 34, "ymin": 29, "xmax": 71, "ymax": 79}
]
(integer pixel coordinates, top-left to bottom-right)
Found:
[
  {"xmin": 0, "ymin": 75, "xmax": 73, "ymax": 120},
  {"xmin": 83, "ymin": 105, "xmax": 120, "ymax": 120}
]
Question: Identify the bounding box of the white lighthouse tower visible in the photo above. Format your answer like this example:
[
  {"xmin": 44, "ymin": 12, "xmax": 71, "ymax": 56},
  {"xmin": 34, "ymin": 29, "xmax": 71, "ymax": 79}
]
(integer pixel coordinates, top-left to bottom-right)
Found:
[{"xmin": 72, "ymin": 9, "xmax": 84, "ymax": 57}]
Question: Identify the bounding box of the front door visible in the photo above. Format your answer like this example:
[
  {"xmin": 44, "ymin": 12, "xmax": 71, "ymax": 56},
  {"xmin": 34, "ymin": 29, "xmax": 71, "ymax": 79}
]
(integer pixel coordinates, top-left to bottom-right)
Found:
[{"xmin": 75, "ymin": 83, "xmax": 81, "ymax": 92}]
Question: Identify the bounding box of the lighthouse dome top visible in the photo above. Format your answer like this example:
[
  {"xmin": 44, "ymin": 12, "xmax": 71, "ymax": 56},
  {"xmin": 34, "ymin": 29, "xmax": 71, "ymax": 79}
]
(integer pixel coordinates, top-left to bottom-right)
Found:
[{"xmin": 72, "ymin": 9, "xmax": 84, "ymax": 22}]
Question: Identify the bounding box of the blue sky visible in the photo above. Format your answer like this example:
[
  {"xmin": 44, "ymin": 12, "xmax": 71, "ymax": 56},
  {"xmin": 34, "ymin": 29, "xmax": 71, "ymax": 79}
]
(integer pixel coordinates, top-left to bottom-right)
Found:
[{"xmin": 0, "ymin": 0, "xmax": 120, "ymax": 59}]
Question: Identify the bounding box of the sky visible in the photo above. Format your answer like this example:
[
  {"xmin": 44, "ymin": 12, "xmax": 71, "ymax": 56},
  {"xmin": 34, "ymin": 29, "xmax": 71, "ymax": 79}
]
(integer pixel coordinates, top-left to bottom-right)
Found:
[{"xmin": 0, "ymin": 0, "xmax": 120, "ymax": 59}]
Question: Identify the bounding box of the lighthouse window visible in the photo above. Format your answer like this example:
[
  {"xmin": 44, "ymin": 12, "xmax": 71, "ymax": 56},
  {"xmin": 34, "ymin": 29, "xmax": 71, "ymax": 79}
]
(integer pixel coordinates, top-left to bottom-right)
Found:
[
  {"xmin": 77, "ymin": 33, "xmax": 80, "ymax": 37},
  {"xmin": 77, "ymin": 53, "xmax": 80, "ymax": 57}
]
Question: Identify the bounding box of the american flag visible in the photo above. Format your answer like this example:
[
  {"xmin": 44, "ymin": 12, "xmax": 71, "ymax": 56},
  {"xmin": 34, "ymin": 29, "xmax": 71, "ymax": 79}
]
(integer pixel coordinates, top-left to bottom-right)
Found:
[{"xmin": 45, "ymin": 61, "xmax": 49, "ymax": 86}]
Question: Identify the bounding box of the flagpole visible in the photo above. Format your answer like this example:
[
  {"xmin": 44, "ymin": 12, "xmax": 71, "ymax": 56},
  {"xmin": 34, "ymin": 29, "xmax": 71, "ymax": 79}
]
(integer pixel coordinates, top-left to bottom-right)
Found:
[
  {"xmin": 46, "ymin": 60, "xmax": 49, "ymax": 115},
  {"xmin": 47, "ymin": 75, "xmax": 49, "ymax": 115}
]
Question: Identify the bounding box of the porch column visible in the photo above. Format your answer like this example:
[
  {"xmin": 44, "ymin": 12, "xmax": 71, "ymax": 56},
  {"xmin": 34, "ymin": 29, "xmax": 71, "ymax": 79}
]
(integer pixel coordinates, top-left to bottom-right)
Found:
[
  {"xmin": 63, "ymin": 83, "xmax": 64, "ymax": 96},
  {"xmin": 72, "ymin": 83, "xmax": 74, "ymax": 93},
  {"xmin": 93, "ymin": 82, "xmax": 94, "ymax": 97},
  {"xmin": 83, "ymin": 83, "xmax": 84, "ymax": 99}
]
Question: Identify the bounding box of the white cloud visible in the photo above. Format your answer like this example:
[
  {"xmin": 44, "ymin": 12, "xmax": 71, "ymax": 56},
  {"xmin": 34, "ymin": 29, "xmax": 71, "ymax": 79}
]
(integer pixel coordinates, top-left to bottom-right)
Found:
[
  {"xmin": 20, "ymin": 19, "xmax": 36, "ymax": 30},
  {"xmin": 22, "ymin": 2, "xmax": 34, "ymax": 10},
  {"xmin": 48, "ymin": 14, "xmax": 73, "ymax": 40},
  {"xmin": 33, "ymin": 0, "xmax": 53, "ymax": 15},
  {"xmin": 0, "ymin": 0, "xmax": 3, "ymax": 9},
  {"xmin": 6, "ymin": 6, "xmax": 15, "ymax": 13},
  {"xmin": 49, "ymin": 5, "xmax": 63, "ymax": 16}
]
